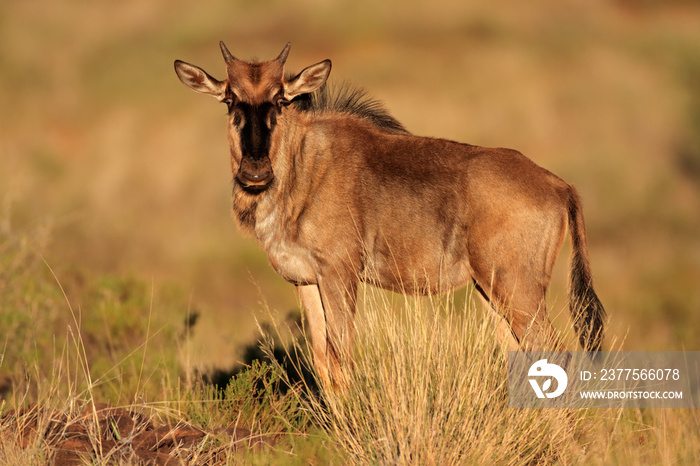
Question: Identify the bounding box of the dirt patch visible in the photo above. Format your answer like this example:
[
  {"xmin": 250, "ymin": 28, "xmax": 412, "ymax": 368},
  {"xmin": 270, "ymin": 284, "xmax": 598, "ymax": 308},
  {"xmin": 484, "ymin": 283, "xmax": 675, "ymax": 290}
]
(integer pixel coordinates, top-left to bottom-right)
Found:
[{"xmin": 2, "ymin": 402, "xmax": 271, "ymax": 465}]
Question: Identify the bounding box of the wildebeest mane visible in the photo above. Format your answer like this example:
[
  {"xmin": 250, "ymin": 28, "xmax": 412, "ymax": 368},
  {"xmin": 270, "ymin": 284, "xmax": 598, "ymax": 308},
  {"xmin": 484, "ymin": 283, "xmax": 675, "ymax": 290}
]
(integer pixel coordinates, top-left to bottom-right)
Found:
[{"xmin": 291, "ymin": 81, "xmax": 409, "ymax": 135}]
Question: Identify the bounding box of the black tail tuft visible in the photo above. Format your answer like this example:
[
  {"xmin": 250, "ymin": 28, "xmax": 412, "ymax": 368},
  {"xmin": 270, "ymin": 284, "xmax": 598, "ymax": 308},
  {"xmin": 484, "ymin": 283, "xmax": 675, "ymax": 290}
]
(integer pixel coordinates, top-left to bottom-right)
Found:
[{"xmin": 567, "ymin": 188, "xmax": 606, "ymax": 352}]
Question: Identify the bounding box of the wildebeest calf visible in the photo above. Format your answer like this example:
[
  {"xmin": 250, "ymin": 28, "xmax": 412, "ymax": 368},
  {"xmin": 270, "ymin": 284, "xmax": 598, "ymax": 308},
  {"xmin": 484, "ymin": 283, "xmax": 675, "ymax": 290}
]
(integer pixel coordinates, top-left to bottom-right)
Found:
[{"xmin": 174, "ymin": 42, "xmax": 606, "ymax": 387}]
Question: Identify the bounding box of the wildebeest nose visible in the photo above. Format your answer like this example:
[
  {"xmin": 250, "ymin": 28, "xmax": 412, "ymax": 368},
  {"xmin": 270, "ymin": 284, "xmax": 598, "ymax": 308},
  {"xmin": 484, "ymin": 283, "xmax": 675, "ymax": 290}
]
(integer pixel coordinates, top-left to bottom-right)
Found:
[
  {"xmin": 241, "ymin": 165, "xmax": 272, "ymax": 181},
  {"xmin": 238, "ymin": 158, "xmax": 274, "ymax": 187}
]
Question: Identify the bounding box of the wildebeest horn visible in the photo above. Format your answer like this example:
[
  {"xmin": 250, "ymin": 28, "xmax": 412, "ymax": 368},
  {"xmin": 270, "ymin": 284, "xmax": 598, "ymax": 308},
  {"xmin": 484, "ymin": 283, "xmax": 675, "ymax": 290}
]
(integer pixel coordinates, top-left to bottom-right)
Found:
[
  {"xmin": 219, "ymin": 41, "xmax": 236, "ymax": 64},
  {"xmin": 276, "ymin": 42, "xmax": 291, "ymax": 65}
]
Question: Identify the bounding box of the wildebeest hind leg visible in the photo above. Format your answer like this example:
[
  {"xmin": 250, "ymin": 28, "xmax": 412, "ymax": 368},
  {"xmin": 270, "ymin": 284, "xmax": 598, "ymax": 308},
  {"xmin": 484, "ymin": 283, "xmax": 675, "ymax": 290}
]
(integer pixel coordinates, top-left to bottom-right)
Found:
[
  {"xmin": 474, "ymin": 281, "xmax": 521, "ymax": 351},
  {"xmin": 474, "ymin": 279, "xmax": 562, "ymax": 352},
  {"xmin": 508, "ymin": 296, "xmax": 563, "ymax": 352}
]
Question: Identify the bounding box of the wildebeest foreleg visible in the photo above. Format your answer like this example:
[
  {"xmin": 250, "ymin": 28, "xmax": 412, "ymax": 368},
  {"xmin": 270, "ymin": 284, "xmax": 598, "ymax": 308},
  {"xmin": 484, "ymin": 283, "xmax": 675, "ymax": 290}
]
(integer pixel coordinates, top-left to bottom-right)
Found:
[
  {"xmin": 317, "ymin": 275, "xmax": 357, "ymax": 389},
  {"xmin": 297, "ymin": 284, "xmax": 331, "ymax": 388}
]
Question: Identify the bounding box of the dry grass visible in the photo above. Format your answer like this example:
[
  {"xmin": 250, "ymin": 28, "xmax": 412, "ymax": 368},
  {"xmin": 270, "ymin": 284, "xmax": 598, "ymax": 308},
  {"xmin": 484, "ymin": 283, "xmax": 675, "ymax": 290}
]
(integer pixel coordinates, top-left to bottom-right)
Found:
[
  {"xmin": 1, "ymin": 260, "xmax": 699, "ymax": 464},
  {"xmin": 311, "ymin": 289, "xmax": 583, "ymax": 465},
  {"xmin": 0, "ymin": 286, "xmax": 321, "ymax": 465},
  {"xmin": 2, "ymin": 0, "xmax": 700, "ymax": 367},
  {"xmin": 268, "ymin": 286, "xmax": 700, "ymax": 465}
]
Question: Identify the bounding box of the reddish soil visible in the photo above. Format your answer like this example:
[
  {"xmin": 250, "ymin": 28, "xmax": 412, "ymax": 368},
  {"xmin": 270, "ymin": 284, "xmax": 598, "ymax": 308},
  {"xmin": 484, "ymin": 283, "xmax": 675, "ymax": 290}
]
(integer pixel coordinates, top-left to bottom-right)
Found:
[{"xmin": 1, "ymin": 403, "xmax": 271, "ymax": 465}]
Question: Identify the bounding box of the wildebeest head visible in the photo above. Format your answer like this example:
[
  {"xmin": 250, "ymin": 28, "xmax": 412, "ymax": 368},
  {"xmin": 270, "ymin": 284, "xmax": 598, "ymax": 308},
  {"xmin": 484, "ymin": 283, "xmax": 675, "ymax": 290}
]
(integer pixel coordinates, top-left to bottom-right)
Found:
[{"xmin": 174, "ymin": 42, "xmax": 331, "ymax": 191}]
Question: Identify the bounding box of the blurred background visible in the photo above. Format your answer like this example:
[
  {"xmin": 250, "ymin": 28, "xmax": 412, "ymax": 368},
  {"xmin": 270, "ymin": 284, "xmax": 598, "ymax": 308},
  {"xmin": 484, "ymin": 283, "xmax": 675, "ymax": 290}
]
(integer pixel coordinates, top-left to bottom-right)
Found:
[{"xmin": 1, "ymin": 0, "xmax": 699, "ymax": 377}]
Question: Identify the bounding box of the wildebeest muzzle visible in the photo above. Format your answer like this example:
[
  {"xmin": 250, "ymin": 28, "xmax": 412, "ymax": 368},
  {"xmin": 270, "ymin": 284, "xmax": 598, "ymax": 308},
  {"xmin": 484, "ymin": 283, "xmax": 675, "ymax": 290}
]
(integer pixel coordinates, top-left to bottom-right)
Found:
[{"xmin": 237, "ymin": 156, "xmax": 274, "ymax": 189}]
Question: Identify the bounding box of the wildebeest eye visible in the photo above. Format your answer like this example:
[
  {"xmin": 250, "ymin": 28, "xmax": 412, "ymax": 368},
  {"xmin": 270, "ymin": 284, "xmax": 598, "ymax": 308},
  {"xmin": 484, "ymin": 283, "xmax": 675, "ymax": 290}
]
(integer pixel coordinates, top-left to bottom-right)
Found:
[{"xmin": 222, "ymin": 97, "xmax": 234, "ymax": 112}]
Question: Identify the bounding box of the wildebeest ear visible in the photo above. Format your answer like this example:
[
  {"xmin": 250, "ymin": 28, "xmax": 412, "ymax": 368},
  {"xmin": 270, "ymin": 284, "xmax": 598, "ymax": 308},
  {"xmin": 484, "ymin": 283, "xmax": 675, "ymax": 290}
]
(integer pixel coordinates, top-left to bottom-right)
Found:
[
  {"xmin": 284, "ymin": 59, "xmax": 332, "ymax": 100},
  {"xmin": 174, "ymin": 60, "xmax": 227, "ymax": 100}
]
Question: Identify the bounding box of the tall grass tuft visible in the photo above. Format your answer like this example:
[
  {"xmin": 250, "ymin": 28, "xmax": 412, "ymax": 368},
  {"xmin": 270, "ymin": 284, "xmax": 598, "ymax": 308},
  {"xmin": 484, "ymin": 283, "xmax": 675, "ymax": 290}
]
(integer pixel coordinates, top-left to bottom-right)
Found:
[{"xmin": 294, "ymin": 287, "xmax": 589, "ymax": 465}]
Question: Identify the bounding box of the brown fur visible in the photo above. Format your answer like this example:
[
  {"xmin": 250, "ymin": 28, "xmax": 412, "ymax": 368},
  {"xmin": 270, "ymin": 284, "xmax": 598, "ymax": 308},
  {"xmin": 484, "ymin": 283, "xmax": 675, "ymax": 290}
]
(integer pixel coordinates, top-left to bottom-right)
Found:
[{"xmin": 174, "ymin": 43, "xmax": 606, "ymax": 388}]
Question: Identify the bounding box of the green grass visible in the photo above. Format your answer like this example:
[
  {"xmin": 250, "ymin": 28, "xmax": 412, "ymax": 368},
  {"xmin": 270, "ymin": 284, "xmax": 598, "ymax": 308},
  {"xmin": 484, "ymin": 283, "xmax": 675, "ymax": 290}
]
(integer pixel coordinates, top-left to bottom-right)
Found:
[
  {"xmin": 0, "ymin": 223, "xmax": 337, "ymax": 464},
  {"xmin": 0, "ymin": 223, "xmax": 183, "ymax": 406}
]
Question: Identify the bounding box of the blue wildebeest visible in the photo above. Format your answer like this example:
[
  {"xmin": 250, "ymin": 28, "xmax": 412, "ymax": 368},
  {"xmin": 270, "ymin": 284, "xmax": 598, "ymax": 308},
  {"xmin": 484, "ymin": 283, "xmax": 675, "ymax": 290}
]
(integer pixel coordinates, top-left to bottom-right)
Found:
[{"xmin": 174, "ymin": 43, "xmax": 605, "ymax": 387}]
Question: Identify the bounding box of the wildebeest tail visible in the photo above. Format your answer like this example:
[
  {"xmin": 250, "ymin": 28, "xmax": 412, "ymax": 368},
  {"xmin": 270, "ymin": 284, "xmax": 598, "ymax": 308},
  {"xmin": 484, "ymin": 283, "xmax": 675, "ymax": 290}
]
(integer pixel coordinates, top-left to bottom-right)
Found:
[{"xmin": 567, "ymin": 187, "xmax": 606, "ymax": 352}]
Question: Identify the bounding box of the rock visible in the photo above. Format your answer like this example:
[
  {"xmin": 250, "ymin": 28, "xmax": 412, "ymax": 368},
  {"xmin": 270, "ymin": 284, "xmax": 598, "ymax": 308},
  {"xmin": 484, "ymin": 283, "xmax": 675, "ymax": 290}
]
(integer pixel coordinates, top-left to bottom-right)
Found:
[
  {"xmin": 1, "ymin": 404, "xmax": 67, "ymax": 449},
  {"xmin": 53, "ymin": 438, "xmax": 93, "ymax": 466}
]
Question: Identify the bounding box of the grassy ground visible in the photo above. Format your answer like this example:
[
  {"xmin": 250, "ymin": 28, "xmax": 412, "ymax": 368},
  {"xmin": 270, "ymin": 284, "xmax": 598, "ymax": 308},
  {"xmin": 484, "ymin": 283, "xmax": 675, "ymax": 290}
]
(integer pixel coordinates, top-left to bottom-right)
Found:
[
  {"xmin": 306, "ymin": 288, "xmax": 700, "ymax": 465},
  {"xmin": 1, "ymin": 251, "xmax": 698, "ymax": 463},
  {"xmin": 2, "ymin": 0, "xmax": 700, "ymax": 463}
]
